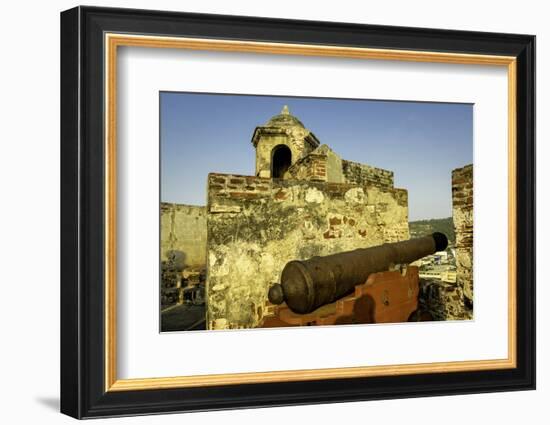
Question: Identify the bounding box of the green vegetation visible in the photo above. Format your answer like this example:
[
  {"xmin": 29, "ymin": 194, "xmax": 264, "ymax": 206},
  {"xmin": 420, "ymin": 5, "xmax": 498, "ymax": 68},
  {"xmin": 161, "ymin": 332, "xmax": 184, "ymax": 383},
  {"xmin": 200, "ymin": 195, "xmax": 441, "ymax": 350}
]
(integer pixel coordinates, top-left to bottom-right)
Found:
[{"xmin": 409, "ymin": 217, "xmax": 455, "ymax": 244}]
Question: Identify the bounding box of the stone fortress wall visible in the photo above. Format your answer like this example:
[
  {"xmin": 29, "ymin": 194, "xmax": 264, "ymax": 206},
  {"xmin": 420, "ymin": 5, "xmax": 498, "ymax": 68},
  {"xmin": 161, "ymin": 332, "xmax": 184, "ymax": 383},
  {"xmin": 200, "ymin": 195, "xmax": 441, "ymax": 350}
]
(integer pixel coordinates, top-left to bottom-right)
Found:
[
  {"xmin": 452, "ymin": 164, "xmax": 474, "ymax": 310},
  {"xmin": 160, "ymin": 203, "xmax": 207, "ymax": 268},
  {"xmin": 286, "ymin": 144, "xmax": 394, "ymax": 190},
  {"xmin": 160, "ymin": 204, "xmax": 207, "ymax": 308},
  {"xmin": 206, "ymin": 173, "xmax": 409, "ymax": 329}
]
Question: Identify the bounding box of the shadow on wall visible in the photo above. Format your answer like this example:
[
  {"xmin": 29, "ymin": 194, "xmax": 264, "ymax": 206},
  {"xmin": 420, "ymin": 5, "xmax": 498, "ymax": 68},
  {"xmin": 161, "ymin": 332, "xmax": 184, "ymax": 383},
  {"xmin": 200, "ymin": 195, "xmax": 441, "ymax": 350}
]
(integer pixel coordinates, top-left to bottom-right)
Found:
[
  {"xmin": 166, "ymin": 249, "xmax": 186, "ymax": 271},
  {"xmin": 161, "ymin": 250, "xmax": 186, "ymax": 308}
]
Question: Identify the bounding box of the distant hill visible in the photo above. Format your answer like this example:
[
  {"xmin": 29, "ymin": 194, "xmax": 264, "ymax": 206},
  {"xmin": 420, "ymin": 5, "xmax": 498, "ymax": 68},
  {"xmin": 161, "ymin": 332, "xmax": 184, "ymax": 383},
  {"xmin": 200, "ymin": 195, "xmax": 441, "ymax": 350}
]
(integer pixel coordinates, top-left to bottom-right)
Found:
[{"xmin": 409, "ymin": 217, "xmax": 455, "ymax": 245}]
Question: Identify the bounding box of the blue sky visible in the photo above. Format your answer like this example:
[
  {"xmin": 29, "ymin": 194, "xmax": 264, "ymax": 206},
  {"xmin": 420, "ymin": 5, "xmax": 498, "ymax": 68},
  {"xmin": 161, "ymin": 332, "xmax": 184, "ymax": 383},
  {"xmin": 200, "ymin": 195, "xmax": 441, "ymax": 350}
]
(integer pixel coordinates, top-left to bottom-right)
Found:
[{"xmin": 160, "ymin": 92, "xmax": 472, "ymax": 221}]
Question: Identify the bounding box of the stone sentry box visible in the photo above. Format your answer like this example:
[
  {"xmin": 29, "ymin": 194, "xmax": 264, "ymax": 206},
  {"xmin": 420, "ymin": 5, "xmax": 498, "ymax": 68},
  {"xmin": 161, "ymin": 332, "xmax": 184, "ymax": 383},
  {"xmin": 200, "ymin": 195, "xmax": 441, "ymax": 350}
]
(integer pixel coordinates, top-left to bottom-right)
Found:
[{"xmin": 205, "ymin": 106, "xmax": 410, "ymax": 329}]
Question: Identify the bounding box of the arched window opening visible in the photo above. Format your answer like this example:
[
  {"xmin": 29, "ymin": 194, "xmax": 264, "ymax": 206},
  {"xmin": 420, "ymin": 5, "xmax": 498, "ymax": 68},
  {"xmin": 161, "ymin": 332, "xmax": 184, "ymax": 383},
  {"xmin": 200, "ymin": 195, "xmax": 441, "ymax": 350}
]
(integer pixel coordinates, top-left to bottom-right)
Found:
[{"xmin": 271, "ymin": 145, "xmax": 292, "ymax": 179}]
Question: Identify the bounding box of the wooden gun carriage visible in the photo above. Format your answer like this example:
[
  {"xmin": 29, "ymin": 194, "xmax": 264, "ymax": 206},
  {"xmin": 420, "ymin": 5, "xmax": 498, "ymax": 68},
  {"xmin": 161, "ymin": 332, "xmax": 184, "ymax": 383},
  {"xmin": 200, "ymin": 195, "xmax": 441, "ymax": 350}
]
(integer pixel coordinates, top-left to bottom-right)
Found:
[{"xmin": 261, "ymin": 233, "xmax": 447, "ymax": 327}]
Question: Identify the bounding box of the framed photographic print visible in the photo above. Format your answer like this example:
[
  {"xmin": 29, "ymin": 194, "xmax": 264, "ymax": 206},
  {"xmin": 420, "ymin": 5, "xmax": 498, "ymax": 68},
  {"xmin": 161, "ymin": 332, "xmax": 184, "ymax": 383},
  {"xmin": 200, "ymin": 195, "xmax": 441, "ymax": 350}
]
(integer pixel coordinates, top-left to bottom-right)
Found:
[{"xmin": 60, "ymin": 6, "xmax": 535, "ymax": 419}]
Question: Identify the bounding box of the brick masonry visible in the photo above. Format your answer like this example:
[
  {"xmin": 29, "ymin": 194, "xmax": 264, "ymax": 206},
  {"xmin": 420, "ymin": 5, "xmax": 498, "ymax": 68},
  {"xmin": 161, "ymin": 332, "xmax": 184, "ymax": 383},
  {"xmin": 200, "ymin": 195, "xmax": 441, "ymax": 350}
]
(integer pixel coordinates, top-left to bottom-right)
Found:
[{"xmin": 452, "ymin": 164, "xmax": 474, "ymax": 312}]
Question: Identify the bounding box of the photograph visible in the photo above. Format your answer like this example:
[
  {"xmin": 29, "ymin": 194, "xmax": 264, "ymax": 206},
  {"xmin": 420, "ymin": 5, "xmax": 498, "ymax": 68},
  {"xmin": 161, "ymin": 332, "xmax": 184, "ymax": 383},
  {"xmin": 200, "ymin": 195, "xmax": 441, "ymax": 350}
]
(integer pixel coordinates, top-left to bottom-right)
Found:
[
  {"xmin": 159, "ymin": 93, "xmax": 474, "ymax": 332},
  {"xmin": 57, "ymin": 4, "xmax": 535, "ymax": 419}
]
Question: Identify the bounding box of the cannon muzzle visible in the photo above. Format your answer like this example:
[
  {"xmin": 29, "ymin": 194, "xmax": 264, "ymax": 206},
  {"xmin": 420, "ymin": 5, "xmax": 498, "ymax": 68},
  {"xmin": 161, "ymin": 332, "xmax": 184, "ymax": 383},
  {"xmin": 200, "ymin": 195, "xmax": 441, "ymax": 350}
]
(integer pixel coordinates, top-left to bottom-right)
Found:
[{"xmin": 268, "ymin": 232, "xmax": 448, "ymax": 314}]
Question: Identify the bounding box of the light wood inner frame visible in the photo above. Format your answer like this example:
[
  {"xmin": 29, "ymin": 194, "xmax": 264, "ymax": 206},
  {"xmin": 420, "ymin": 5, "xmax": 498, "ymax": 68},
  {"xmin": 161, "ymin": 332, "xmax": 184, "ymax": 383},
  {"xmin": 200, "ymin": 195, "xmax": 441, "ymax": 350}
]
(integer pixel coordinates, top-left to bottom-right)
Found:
[{"xmin": 104, "ymin": 33, "xmax": 517, "ymax": 392}]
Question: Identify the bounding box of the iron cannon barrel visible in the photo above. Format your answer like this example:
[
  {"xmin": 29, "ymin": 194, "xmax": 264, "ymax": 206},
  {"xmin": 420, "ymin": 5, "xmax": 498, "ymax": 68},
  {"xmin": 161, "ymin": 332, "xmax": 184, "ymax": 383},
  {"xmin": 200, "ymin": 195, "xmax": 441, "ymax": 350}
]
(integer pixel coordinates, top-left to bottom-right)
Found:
[{"xmin": 268, "ymin": 232, "xmax": 448, "ymax": 314}]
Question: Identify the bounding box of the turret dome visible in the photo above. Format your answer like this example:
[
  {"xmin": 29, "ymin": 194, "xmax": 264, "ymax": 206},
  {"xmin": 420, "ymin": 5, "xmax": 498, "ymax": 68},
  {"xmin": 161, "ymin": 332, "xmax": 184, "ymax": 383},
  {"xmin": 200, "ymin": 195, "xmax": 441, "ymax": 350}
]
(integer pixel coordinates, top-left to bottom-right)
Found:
[{"xmin": 265, "ymin": 105, "xmax": 305, "ymax": 128}]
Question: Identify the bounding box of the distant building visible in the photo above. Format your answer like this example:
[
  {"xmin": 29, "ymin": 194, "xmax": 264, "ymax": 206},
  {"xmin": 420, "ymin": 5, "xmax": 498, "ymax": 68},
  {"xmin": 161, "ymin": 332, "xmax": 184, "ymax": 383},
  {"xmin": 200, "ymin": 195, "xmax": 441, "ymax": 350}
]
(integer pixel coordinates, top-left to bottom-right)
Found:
[
  {"xmin": 433, "ymin": 250, "xmax": 449, "ymax": 265},
  {"xmin": 419, "ymin": 267, "xmax": 457, "ymax": 283}
]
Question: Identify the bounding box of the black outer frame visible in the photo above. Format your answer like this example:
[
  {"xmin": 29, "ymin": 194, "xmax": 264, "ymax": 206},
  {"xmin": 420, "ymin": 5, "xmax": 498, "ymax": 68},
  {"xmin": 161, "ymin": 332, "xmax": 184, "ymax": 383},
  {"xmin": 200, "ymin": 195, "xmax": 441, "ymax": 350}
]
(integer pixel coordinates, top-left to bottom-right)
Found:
[{"xmin": 60, "ymin": 6, "xmax": 536, "ymax": 419}]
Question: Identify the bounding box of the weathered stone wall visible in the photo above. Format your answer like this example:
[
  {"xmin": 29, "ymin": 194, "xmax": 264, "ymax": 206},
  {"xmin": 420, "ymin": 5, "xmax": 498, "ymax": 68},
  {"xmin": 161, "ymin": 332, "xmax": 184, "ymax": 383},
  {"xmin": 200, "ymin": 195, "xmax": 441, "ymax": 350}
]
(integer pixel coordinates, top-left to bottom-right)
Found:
[
  {"xmin": 287, "ymin": 153, "xmax": 327, "ymax": 182},
  {"xmin": 452, "ymin": 164, "xmax": 474, "ymax": 313},
  {"xmin": 418, "ymin": 279, "xmax": 470, "ymax": 321},
  {"xmin": 206, "ymin": 173, "xmax": 410, "ymax": 329},
  {"xmin": 342, "ymin": 159, "xmax": 394, "ymax": 189},
  {"xmin": 287, "ymin": 144, "xmax": 394, "ymax": 189},
  {"xmin": 160, "ymin": 203, "xmax": 207, "ymax": 268},
  {"xmin": 288, "ymin": 145, "xmax": 346, "ymax": 184}
]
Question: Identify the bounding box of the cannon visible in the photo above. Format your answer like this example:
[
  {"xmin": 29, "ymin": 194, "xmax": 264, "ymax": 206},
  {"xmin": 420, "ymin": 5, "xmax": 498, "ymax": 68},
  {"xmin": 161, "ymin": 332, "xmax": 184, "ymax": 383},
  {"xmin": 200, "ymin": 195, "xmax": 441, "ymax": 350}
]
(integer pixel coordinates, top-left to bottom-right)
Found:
[{"xmin": 267, "ymin": 233, "xmax": 448, "ymax": 315}]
